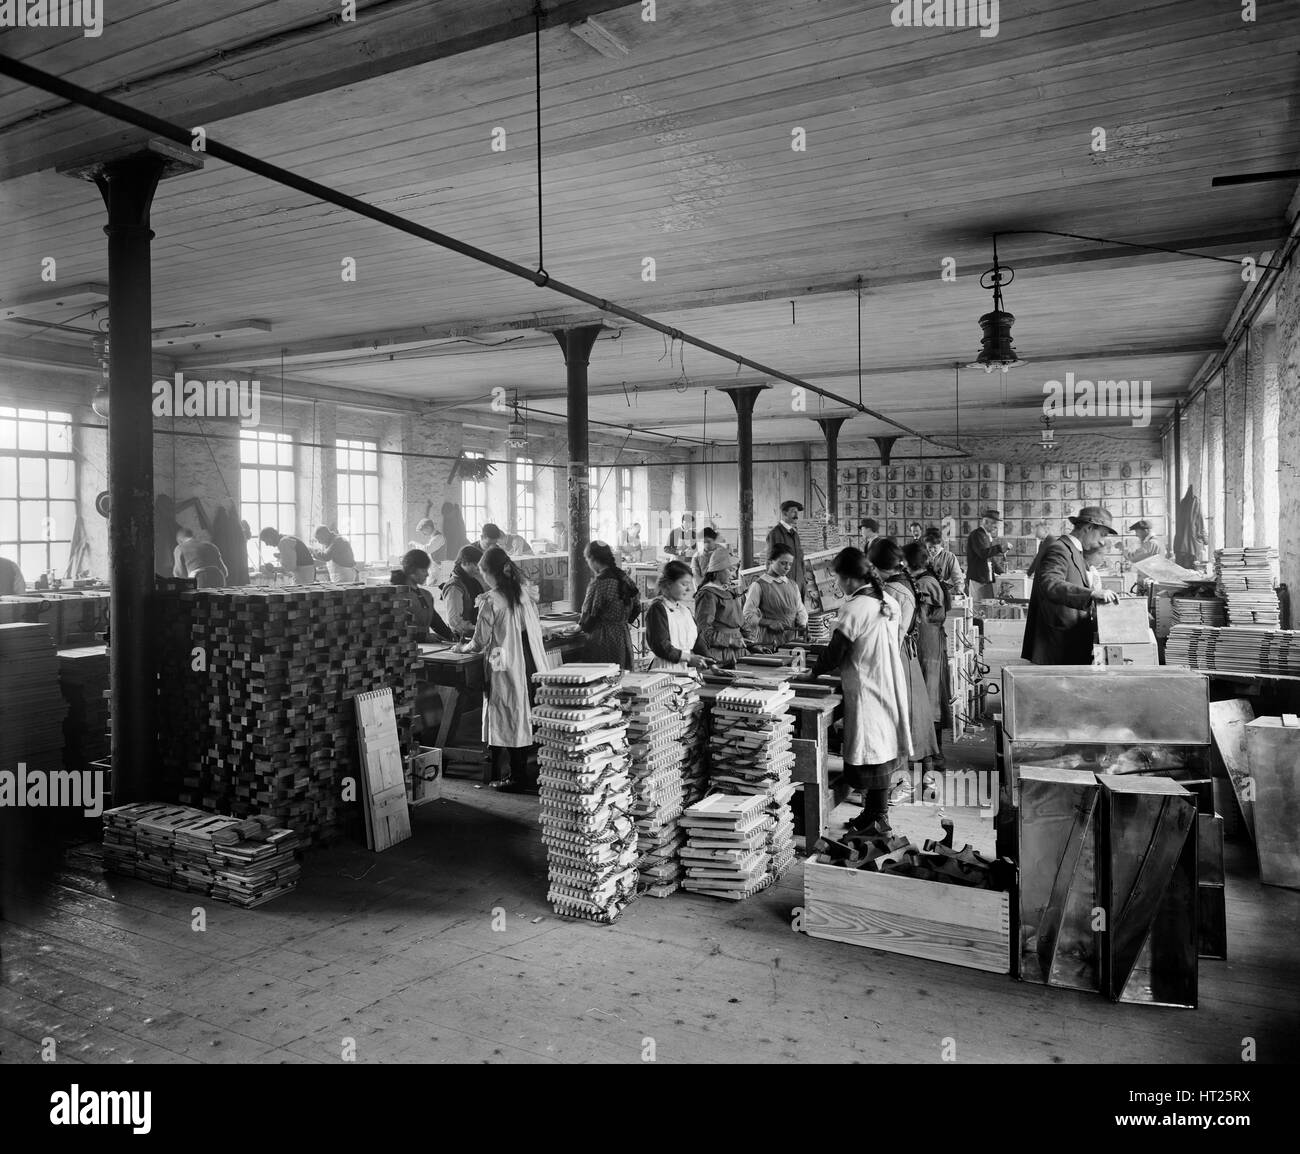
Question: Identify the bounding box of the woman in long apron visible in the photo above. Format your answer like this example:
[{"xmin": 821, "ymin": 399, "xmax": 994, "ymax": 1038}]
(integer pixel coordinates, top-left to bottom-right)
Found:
[
  {"xmin": 453, "ymin": 545, "xmax": 553, "ymax": 789},
  {"xmin": 742, "ymin": 543, "xmax": 808, "ymax": 648},
  {"xmin": 579, "ymin": 540, "xmax": 641, "ymax": 669},
  {"xmin": 903, "ymin": 540, "xmax": 953, "ymax": 771},
  {"xmin": 692, "ymin": 546, "xmax": 748, "ymax": 667},
  {"xmin": 802, "ymin": 547, "xmax": 912, "ymax": 832},
  {"xmin": 645, "ymin": 560, "xmax": 713, "ymax": 672},
  {"xmin": 868, "ymin": 538, "xmax": 940, "ymax": 796}
]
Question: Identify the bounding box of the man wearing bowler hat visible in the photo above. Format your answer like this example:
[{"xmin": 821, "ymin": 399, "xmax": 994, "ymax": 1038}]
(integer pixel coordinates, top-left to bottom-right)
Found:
[
  {"xmin": 965, "ymin": 508, "xmax": 1006, "ymax": 603},
  {"xmin": 1021, "ymin": 505, "xmax": 1121, "ymax": 665}
]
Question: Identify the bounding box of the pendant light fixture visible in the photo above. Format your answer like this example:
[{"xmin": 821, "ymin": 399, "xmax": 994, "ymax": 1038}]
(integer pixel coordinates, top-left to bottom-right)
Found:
[
  {"xmin": 969, "ymin": 235, "xmax": 1025, "ymax": 373},
  {"xmin": 1038, "ymin": 411, "xmax": 1058, "ymax": 450},
  {"xmin": 505, "ymin": 393, "xmax": 529, "ymax": 449}
]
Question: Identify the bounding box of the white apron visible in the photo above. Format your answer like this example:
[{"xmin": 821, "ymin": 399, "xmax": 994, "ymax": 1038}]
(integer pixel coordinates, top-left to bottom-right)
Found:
[
  {"xmin": 469, "ymin": 587, "xmax": 555, "ymax": 748},
  {"xmin": 835, "ymin": 588, "xmax": 913, "ymax": 765},
  {"xmin": 648, "ymin": 596, "xmax": 698, "ymax": 673}
]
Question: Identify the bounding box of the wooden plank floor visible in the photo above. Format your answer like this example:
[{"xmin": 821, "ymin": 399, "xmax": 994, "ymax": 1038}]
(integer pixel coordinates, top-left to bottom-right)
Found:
[{"xmin": 2, "ymin": 731, "xmax": 1297, "ymax": 1065}]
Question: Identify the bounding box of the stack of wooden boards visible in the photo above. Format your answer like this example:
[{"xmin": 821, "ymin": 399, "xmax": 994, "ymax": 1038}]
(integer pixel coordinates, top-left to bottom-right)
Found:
[
  {"xmin": 102, "ymin": 802, "xmax": 301, "ymax": 908},
  {"xmin": 0, "ymin": 622, "xmax": 67, "ymax": 776},
  {"xmin": 690, "ymin": 681, "xmax": 798, "ymax": 895},
  {"xmin": 1215, "ymin": 546, "xmax": 1281, "ymax": 626},
  {"xmin": 674, "ymin": 673, "xmax": 707, "ymax": 806},
  {"xmin": 1172, "ymin": 595, "xmax": 1226, "ymax": 626},
  {"xmin": 533, "ymin": 664, "xmax": 638, "ymax": 923},
  {"xmin": 615, "ymin": 671, "xmax": 687, "ymax": 897},
  {"xmin": 157, "ymin": 587, "xmax": 419, "ymax": 845},
  {"xmin": 680, "ymin": 792, "xmax": 775, "ymax": 899},
  {"xmin": 58, "ymin": 645, "xmax": 110, "ymax": 776}
]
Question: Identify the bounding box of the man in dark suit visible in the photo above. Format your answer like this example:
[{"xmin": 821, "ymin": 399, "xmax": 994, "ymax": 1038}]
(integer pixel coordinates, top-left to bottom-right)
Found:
[
  {"xmin": 1021, "ymin": 506, "xmax": 1120, "ymax": 665},
  {"xmin": 765, "ymin": 499, "xmax": 807, "ymax": 591},
  {"xmin": 965, "ymin": 508, "xmax": 1005, "ymax": 601}
]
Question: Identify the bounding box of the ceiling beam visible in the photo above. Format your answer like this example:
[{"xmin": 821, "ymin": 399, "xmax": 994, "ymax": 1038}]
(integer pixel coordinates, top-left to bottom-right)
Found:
[
  {"xmin": 170, "ymin": 232, "xmax": 1267, "ymax": 374},
  {"xmin": 0, "ymin": 0, "xmax": 637, "ymax": 183}
]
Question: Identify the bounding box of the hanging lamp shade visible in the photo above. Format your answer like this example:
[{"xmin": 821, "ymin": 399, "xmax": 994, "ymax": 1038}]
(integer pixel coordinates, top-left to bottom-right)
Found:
[
  {"xmin": 505, "ymin": 417, "xmax": 529, "ymax": 449},
  {"xmin": 90, "ymin": 331, "xmax": 110, "ymax": 418},
  {"xmin": 971, "ymin": 308, "xmax": 1025, "ymax": 373}
]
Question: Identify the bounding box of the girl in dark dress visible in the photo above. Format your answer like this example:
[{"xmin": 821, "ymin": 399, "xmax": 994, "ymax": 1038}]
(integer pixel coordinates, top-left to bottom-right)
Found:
[
  {"xmin": 903, "ymin": 540, "xmax": 952, "ymax": 770},
  {"xmin": 579, "ymin": 540, "xmax": 641, "ymax": 669}
]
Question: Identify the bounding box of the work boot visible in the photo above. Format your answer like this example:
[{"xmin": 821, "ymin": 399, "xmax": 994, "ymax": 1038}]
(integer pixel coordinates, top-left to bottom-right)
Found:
[{"xmin": 931, "ymin": 725, "xmax": 947, "ymax": 769}]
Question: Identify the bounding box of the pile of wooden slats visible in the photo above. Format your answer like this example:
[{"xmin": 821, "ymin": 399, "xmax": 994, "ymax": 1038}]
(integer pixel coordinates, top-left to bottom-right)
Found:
[
  {"xmin": 58, "ymin": 645, "xmax": 110, "ymax": 775},
  {"xmin": 157, "ymin": 586, "xmax": 419, "ymax": 846},
  {"xmin": 533, "ymin": 664, "xmax": 638, "ymax": 923},
  {"xmin": 616, "ymin": 670, "xmax": 687, "ymax": 897},
  {"xmin": 703, "ymin": 682, "xmax": 798, "ymax": 887},
  {"xmin": 102, "ymin": 802, "xmax": 301, "ymax": 907},
  {"xmin": 673, "ymin": 673, "xmax": 707, "ymax": 807},
  {"xmin": 680, "ymin": 792, "xmax": 775, "ymax": 899},
  {"xmin": 0, "ymin": 622, "xmax": 67, "ymax": 776}
]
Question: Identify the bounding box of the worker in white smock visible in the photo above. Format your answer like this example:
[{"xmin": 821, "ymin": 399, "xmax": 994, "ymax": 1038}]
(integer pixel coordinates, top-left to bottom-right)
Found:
[
  {"xmin": 644, "ymin": 560, "xmax": 714, "ymax": 673},
  {"xmin": 453, "ymin": 545, "xmax": 554, "ymax": 790},
  {"xmin": 800, "ymin": 547, "xmax": 913, "ymax": 834}
]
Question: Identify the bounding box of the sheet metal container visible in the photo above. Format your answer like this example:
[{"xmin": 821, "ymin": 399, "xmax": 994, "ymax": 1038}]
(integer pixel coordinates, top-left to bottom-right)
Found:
[
  {"xmin": 1016, "ymin": 767, "xmax": 1100, "ymax": 990},
  {"xmin": 1098, "ymin": 775, "xmax": 1198, "ymax": 1008},
  {"xmin": 1197, "ymin": 813, "xmax": 1227, "ymax": 959},
  {"xmin": 1002, "ymin": 665, "xmax": 1210, "ymax": 745},
  {"xmin": 1244, "ymin": 718, "xmax": 1300, "ymax": 890}
]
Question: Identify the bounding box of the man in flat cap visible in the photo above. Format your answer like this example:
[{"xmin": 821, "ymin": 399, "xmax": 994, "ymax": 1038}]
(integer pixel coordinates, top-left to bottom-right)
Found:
[
  {"xmin": 1021, "ymin": 506, "xmax": 1120, "ymax": 665},
  {"xmin": 1123, "ymin": 518, "xmax": 1161, "ymax": 592},
  {"xmin": 766, "ymin": 499, "xmax": 807, "ymax": 593},
  {"xmin": 966, "ymin": 508, "xmax": 1006, "ymax": 603}
]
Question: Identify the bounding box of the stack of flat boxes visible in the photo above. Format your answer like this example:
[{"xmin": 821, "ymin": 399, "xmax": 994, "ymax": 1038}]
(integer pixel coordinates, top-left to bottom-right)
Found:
[
  {"xmin": 158, "ymin": 586, "xmax": 419, "ymax": 846},
  {"xmin": 674, "ymin": 674, "xmax": 708, "ymax": 807}
]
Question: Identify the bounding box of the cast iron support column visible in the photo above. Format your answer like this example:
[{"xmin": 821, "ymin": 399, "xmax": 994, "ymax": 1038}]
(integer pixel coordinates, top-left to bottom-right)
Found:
[
  {"xmin": 720, "ymin": 385, "xmax": 769, "ymax": 568},
  {"xmin": 64, "ymin": 142, "xmax": 200, "ymax": 803},
  {"xmin": 99, "ymin": 154, "xmax": 165, "ymax": 804},
  {"xmin": 815, "ymin": 416, "xmax": 848, "ymax": 523},
  {"xmin": 554, "ymin": 325, "xmax": 602, "ymax": 608}
]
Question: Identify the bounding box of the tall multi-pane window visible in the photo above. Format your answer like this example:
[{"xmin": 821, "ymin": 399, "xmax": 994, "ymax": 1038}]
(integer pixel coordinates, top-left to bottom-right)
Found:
[
  {"xmin": 0, "ymin": 407, "xmax": 76, "ymax": 578},
  {"xmin": 618, "ymin": 467, "xmax": 634, "ymax": 540},
  {"xmin": 515, "ymin": 457, "xmax": 535, "ymax": 541},
  {"xmin": 336, "ymin": 438, "xmax": 380, "ymax": 563},
  {"xmin": 240, "ymin": 430, "xmax": 295, "ymax": 569},
  {"xmin": 460, "ymin": 451, "xmax": 488, "ymax": 536}
]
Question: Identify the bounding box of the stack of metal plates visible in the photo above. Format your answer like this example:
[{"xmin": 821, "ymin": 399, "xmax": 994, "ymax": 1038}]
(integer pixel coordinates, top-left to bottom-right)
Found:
[
  {"xmin": 1166, "ymin": 625, "xmax": 1300, "ymax": 677},
  {"xmin": 707, "ymin": 684, "xmax": 798, "ymax": 881},
  {"xmin": 533, "ymin": 664, "xmax": 638, "ymax": 923},
  {"xmin": 680, "ymin": 792, "xmax": 775, "ymax": 900},
  {"xmin": 1214, "ymin": 546, "xmax": 1281, "ymax": 627},
  {"xmin": 616, "ymin": 671, "xmax": 688, "ymax": 897}
]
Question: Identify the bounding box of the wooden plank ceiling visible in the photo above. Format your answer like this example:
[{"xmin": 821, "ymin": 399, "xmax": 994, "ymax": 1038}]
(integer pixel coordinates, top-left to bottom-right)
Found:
[{"xmin": 1, "ymin": 0, "xmax": 1297, "ymax": 445}]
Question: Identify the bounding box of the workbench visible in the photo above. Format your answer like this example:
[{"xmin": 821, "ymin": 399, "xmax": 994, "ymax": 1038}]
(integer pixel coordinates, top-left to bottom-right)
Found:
[{"xmin": 414, "ymin": 632, "xmax": 587, "ymax": 752}]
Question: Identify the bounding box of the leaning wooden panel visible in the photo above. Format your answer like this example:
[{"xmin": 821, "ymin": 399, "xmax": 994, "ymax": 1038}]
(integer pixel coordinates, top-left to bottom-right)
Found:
[{"xmin": 803, "ymin": 861, "xmax": 1011, "ymax": 974}]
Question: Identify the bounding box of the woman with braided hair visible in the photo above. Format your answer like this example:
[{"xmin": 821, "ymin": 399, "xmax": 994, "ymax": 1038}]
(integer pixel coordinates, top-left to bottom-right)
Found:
[
  {"xmin": 801, "ymin": 547, "xmax": 912, "ymax": 833},
  {"xmin": 904, "ymin": 539, "xmax": 952, "ymax": 771},
  {"xmin": 868, "ymin": 538, "xmax": 940, "ymax": 776}
]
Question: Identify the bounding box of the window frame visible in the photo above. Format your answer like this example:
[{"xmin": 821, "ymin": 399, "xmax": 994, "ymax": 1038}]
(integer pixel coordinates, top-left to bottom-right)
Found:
[
  {"xmin": 0, "ymin": 406, "xmax": 77, "ymax": 579},
  {"xmin": 335, "ymin": 437, "xmax": 381, "ymax": 563}
]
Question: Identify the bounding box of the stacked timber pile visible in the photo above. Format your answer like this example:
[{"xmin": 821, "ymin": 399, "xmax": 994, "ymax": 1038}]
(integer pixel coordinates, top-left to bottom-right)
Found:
[
  {"xmin": 102, "ymin": 803, "xmax": 301, "ymax": 907},
  {"xmin": 533, "ymin": 664, "xmax": 638, "ymax": 923},
  {"xmin": 157, "ymin": 586, "xmax": 419, "ymax": 845},
  {"xmin": 1215, "ymin": 547, "xmax": 1281, "ymax": 627},
  {"xmin": 674, "ymin": 673, "xmax": 708, "ymax": 807},
  {"xmin": 680, "ymin": 792, "xmax": 775, "ymax": 900},
  {"xmin": 0, "ymin": 622, "xmax": 67, "ymax": 776},
  {"xmin": 58, "ymin": 645, "xmax": 110, "ymax": 774},
  {"xmin": 616, "ymin": 670, "xmax": 687, "ymax": 897}
]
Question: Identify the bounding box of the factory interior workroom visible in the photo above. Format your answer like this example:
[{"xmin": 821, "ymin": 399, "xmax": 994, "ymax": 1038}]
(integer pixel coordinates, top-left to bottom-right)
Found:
[{"xmin": 0, "ymin": 0, "xmax": 1298, "ymax": 1103}]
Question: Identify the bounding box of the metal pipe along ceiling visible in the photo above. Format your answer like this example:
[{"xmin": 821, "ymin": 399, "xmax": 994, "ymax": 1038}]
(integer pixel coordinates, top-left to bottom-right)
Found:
[{"xmin": 0, "ymin": 54, "xmax": 968, "ymax": 457}]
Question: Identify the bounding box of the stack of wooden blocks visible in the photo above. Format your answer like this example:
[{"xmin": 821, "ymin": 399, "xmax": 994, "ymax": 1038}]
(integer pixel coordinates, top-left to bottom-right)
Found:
[
  {"xmin": 157, "ymin": 586, "xmax": 419, "ymax": 846},
  {"xmin": 706, "ymin": 683, "xmax": 798, "ymax": 883},
  {"xmin": 58, "ymin": 645, "xmax": 111, "ymax": 776},
  {"xmin": 0, "ymin": 622, "xmax": 67, "ymax": 778},
  {"xmin": 680, "ymin": 792, "xmax": 776, "ymax": 900},
  {"xmin": 533, "ymin": 664, "xmax": 639, "ymax": 923},
  {"xmin": 616, "ymin": 670, "xmax": 687, "ymax": 897}
]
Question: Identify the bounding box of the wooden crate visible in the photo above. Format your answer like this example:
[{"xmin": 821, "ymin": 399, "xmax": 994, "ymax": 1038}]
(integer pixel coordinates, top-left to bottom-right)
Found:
[{"xmin": 803, "ymin": 859, "xmax": 1011, "ymax": 974}]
